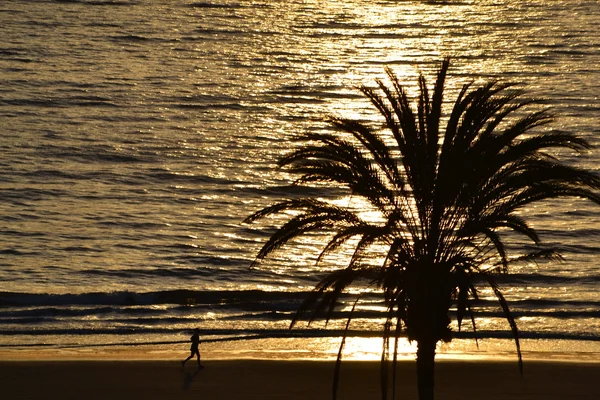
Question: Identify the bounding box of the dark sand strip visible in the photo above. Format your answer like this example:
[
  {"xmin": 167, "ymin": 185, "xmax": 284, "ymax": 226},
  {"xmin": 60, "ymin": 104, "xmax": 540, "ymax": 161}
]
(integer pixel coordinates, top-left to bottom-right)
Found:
[{"xmin": 0, "ymin": 360, "xmax": 598, "ymax": 400}]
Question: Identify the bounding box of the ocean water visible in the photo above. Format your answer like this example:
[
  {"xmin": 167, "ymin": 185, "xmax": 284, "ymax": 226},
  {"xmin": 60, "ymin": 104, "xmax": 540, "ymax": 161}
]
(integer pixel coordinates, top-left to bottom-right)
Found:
[{"xmin": 0, "ymin": 0, "xmax": 599, "ymax": 360}]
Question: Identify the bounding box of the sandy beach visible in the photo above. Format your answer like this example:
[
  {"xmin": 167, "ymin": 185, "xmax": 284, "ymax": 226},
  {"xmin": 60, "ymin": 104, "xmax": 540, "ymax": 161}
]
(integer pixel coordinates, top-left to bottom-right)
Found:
[{"xmin": 1, "ymin": 358, "xmax": 598, "ymax": 400}]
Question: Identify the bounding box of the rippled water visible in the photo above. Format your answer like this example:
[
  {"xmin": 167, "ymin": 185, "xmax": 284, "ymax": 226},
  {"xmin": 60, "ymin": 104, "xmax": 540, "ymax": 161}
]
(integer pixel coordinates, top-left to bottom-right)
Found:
[{"xmin": 1, "ymin": 0, "xmax": 599, "ymax": 358}]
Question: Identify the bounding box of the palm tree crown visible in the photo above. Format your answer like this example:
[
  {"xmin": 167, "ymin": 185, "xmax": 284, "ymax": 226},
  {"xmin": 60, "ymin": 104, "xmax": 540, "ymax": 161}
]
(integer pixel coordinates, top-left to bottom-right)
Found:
[{"xmin": 244, "ymin": 59, "xmax": 600, "ymax": 400}]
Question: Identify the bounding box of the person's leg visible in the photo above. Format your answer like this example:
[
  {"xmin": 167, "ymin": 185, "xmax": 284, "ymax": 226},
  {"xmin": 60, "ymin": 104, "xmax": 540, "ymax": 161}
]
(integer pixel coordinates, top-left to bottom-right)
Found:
[
  {"xmin": 183, "ymin": 351, "xmax": 193, "ymax": 366},
  {"xmin": 195, "ymin": 349, "xmax": 201, "ymax": 367}
]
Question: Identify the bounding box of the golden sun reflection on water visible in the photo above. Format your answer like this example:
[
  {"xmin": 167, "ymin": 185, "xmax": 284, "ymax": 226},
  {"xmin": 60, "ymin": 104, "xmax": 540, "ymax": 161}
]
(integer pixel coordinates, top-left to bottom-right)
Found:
[
  {"xmin": 340, "ymin": 336, "xmax": 418, "ymax": 361},
  {"xmin": 291, "ymin": 336, "xmax": 600, "ymax": 362}
]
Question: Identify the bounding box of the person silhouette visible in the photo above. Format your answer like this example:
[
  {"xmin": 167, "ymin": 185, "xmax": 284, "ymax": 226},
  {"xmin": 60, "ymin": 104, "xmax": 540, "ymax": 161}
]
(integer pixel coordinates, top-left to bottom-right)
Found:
[{"xmin": 182, "ymin": 328, "xmax": 203, "ymax": 369}]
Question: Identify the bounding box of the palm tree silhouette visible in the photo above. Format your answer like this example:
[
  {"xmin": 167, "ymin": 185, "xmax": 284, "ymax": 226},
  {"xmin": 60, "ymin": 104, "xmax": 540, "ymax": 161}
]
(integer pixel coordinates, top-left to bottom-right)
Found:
[{"xmin": 244, "ymin": 59, "xmax": 600, "ymax": 400}]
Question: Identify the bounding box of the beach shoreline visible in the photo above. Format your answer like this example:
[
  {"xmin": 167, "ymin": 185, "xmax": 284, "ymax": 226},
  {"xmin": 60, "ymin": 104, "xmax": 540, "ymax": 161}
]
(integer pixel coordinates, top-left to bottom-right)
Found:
[
  {"xmin": 3, "ymin": 335, "xmax": 598, "ymax": 399},
  {"xmin": 1, "ymin": 358, "xmax": 598, "ymax": 400},
  {"xmin": 2, "ymin": 334, "xmax": 599, "ymax": 363},
  {"xmin": 2, "ymin": 336, "xmax": 599, "ymax": 399}
]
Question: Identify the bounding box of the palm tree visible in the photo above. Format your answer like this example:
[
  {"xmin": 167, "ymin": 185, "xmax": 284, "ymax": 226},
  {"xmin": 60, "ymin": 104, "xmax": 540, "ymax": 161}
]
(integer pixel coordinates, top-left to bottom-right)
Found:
[{"xmin": 244, "ymin": 59, "xmax": 600, "ymax": 400}]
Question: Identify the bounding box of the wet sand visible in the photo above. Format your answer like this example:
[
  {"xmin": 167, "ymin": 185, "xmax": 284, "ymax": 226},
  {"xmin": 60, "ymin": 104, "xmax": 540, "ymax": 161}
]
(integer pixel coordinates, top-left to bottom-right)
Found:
[{"xmin": 0, "ymin": 359, "xmax": 598, "ymax": 400}]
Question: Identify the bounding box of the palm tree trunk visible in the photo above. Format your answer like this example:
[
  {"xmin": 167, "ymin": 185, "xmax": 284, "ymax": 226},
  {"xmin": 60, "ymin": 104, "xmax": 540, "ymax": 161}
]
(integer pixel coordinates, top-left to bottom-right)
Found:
[{"xmin": 416, "ymin": 338, "xmax": 437, "ymax": 400}]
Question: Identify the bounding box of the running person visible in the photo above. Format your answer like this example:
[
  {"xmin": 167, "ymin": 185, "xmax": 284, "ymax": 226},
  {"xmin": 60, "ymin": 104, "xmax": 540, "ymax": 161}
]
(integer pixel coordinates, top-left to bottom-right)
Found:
[{"xmin": 182, "ymin": 328, "xmax": 202, "ymax": 369}]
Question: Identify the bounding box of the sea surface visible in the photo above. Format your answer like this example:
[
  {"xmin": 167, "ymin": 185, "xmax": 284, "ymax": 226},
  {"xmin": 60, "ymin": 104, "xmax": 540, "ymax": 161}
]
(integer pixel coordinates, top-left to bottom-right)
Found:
[{"xmin": 1, "ymin": 0, "xmax": 599, "ymax": 360}]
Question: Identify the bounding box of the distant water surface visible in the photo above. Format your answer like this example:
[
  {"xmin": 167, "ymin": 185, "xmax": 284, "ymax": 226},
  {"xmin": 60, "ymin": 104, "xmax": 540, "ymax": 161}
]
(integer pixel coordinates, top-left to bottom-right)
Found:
[{"xmin": 0, "ymin": 0, "xmax": 598, "ymax": 359}]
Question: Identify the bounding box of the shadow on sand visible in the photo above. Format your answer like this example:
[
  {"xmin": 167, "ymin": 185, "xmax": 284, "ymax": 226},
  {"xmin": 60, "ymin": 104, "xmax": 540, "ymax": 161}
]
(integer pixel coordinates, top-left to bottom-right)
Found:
[{"xmin": 182, "ymin": 365, "xmax": 204, "ymax": 390}]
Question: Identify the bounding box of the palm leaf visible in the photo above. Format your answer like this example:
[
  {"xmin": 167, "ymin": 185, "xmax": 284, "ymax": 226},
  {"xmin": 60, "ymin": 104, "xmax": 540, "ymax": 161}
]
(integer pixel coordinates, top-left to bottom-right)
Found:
[
  {"xmin": 484, "ymin": 274, "xmax": 523, "ymax": 375},
  {"xmin": 332, "ymin": 295, "xmax": 361, "ymax": 400}
]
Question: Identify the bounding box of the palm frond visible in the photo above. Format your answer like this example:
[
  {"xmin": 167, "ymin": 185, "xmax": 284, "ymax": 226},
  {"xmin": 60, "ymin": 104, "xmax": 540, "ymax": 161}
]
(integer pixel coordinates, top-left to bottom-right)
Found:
[
  {"xmin": 247, "ymin": 202, "xmax": 367, "ymax": 268},
  {"xmin": 281, "ymin": 133, "xmax": 398, "ymax": 212},
  {"xmin": 484, "ymin": 274, "xmax": 523, "ymax": 375},
  {"xmin": 244, "ymin": 198, "xmax": 343, "ymax": 223},
  {"xmin": 290, "ymin": 266, "xmax": 377, "ymax": 328},
  {"xmin": 502, "ymin": 248, "xmax": 564, "ymax": 266},
  {"xmin": 315, "ymin": 224, "xmax": 371, "ymax": 264},
  {"xmin": 332, "ymin": 295, "xmax": 361, "ymax": 400},
  {"xmin": 330, "ymin": 116, "xmax": 403, "ymax": 187}
]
